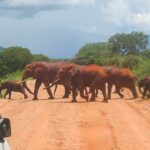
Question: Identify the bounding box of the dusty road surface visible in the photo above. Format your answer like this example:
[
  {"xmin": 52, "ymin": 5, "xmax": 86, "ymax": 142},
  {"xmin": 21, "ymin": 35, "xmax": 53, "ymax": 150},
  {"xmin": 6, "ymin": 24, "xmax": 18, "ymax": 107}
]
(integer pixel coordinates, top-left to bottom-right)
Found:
[{"xmin": 0, "ymin": 80, "xmax": 150, "ymax": 150}]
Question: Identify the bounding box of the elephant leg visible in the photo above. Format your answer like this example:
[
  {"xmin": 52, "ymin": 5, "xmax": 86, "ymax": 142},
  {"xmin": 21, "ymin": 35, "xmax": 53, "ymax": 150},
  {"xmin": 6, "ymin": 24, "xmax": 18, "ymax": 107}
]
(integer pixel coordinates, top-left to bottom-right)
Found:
[
  {"xmin": 0, "ymin": 93, "xmax": 2, "ymax": 98},
  {"xmin": 71, "ymin": 86, "xmax": 77, "ymax": 102},
  {"xmin": 115, "ymin": 86, "xmax": 124, "ymax": 98},
  {"xmin": 4, "ymin": 90, "xmax": 9, "ymax": 99},
  {"xmin": 108, "ymin": 83, "xmax": 113, "ymax": 99},
  {"xmin": 8, "ymin": 91, "xmax": 12, "ymax": 99},
  {"xmin": 84, "ymin": 87, "xmax": 88, "ymax": 96},
  {"xmin": 148, "ymin": 89, "xmax": 150, "ymax": 99},
  {"xmin": 95, "ymin": 89, "xmax": 98, "ymax": 97},
  {"xmin": 89, "ymin": 86, "xmax": 96, "ymax": 101},
  {"xmin": 43, "ymin": 82, "xmax": 54, "ymax": 99},
  {"xmin": 142, "ymin": 87, "xmax": 147, "ymax": 99},
  {"xmin": 113, "ymin": 85, "xmax": 121, "ymax": 93},
  {"xmin": 33, "ymin": 80, "xmax": 42, "ymax": 100},
  {"xmin": 100, "ymin": 85, "xmax": 108, "ymax": 103},
  {"xmin": 63, "ymin": 86, "xmax": 70, "ymax": 98},
  {"xmin": 79, "ymin": 88, "xmax": 88, "ymax": 101},
  {"xmin": 20, "ymin": 88, "xmax": 28, "ymax": 99},
  {"xmin": 130, "ymin": 85, "xmax": 138, "ymax": 98}
]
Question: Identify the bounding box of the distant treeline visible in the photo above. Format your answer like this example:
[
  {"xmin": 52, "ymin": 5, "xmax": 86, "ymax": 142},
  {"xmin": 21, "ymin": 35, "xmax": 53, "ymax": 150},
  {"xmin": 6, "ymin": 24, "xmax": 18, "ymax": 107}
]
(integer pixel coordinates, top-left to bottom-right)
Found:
[
  {"xmin": 72, "ymin": 31, "xmax": 150, "ymax": 78},
  {"xmin": 0, "ymin": 46, "xmax": 58, "ymax": 78},
  {"xmin": 0, "ymin": 31, "xmax": 150, "ymax": 79}
]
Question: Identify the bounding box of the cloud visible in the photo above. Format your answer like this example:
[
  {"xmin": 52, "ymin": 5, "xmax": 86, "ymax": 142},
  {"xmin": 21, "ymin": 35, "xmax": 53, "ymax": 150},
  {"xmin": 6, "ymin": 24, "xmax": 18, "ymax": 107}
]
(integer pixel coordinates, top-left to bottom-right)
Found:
[
  {"xmin": 0, "ymin": 0, "xmax": 96, "ymax": 18},
  {"xmin": 99, "ymin": 0, "xmax": 150, "ymax": 31},
  {"xmin": 80, "ymin": 25, "xmax": 99, "ymax": 35}
]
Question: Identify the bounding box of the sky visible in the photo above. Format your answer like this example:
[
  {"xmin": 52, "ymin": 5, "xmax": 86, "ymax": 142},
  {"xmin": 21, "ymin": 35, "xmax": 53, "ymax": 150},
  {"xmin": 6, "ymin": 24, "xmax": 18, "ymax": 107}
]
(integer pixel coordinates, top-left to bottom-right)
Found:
[{"xmin": 0, "ymin": 0, "xmax": 150, "ymax": 58}]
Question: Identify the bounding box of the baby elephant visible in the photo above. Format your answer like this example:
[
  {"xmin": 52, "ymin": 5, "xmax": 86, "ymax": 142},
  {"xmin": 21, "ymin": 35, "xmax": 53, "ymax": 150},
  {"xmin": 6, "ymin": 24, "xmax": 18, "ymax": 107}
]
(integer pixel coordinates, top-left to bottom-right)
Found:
[
  {"xmin": 138, "ymin": 76, "xmax": 150, "ymax": 99},
  {"xmin": 0, "ymin": 80, "xmax": 28, "ymax": 99}
]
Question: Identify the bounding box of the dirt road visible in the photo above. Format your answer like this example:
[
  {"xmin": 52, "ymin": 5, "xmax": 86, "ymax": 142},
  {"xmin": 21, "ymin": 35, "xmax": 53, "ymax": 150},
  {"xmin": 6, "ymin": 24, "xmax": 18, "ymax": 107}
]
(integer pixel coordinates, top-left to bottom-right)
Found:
[{"xmin": 0, "ymin": 81, "xmax": 150, "ymax": 150}]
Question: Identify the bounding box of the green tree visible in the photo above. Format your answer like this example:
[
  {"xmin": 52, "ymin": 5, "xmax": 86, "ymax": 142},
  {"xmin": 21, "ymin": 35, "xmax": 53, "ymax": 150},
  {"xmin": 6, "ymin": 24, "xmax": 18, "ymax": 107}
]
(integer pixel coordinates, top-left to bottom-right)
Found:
[
  {"xmin": 0, "ymin": 46, "xmax": 4, "ymax": 52},
  {"xmin": 0, "ymin": 46, "xmax": 32, "ymax": 76},
  {"xmin": 72, "ymin": 42, "xmax": 111, "ymax": 65},
  {"xmin": 134, "ymin": 59, "xmax": 150, "ymax": 78},
  {"xmin": 121, "ymin": 55, "xmax": 140, "ymax": 70},
  {"xmin": 108, "ymin": 32, "xmax": 148, "ymax": 56},
  {"xmin": 142, "ymin": 49, "xmax": 150, "ymax": 59},
  {"xmin": 32, "ymin": 54, "xmax": 49, "ymax": 62}
]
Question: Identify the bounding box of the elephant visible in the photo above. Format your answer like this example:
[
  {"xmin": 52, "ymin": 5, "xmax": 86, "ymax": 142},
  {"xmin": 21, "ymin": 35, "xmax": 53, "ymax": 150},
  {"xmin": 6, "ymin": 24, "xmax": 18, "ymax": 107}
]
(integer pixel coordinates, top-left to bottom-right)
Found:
[
  {"xmin": 102, "ymin": 66, "xmax": 138, "ymax": 99},
  {"xmin": 138, "ymin": 76, "xmax": 150, "ymax": 99},
  {"xmin": 46, "ymin": 63, "xmax": 87, "ymax": 102},
  {"xmin": 49, "ymin": 64, "xmax": 108, "ymax": 102},
  {"xmin": 0, "ymin": 80, "xmax": 28, "ymax": 99},
  {"xmin": 22, "ymin": 61, "xmax": 70, "ymax": 100}
]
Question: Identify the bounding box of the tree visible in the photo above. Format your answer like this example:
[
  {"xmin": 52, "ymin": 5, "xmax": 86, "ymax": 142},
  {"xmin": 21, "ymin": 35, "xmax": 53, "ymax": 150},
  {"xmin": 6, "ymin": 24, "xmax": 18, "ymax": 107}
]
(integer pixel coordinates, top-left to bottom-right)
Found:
[
  {"xmin": 142, "ymin": 49, "xmax": 150, "ymax": 59},
  {"xmin": 0, "ymin": 46, "xmax": 32, "ymax": 76},
  {"xmin": 31, "ymin": 54, "xmax": 49, "ymax": 62},
  {"xmin": 108, "ymin": 32, "xmax": 148, "ymax": 56},
  {"xmin": 72, "ymin": 42, "xmax": 112, "ymax": 65},
  {"xmin": 121, "ymin": 55, "xmax": 140, "ymax": 70},
  {"xmin": 0, "ymin": 46, "xmax": 4, "ymax": 52}
]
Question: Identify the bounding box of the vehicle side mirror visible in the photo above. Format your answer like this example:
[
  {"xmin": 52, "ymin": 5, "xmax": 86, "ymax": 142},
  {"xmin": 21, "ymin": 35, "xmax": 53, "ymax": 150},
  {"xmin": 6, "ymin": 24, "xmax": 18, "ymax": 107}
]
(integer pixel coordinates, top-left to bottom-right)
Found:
[{"xmin": 0, "ymin": 118, "xmax": 11, "ymax": 138}]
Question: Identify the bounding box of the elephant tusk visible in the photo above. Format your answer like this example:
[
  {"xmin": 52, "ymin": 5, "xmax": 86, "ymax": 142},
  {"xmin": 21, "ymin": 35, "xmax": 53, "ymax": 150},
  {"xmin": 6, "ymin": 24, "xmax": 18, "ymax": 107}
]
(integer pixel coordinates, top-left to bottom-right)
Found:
[
  {"xmin": 43, "ymin": 78, "xmax": 60, "ymax": 90},
  {"xmin": 16, "ymin": 79, "xmax": 26, "ymax": 84},
  {"xmin": 43, "ymin": 84, "xmax": 52, "ymax": 90}
]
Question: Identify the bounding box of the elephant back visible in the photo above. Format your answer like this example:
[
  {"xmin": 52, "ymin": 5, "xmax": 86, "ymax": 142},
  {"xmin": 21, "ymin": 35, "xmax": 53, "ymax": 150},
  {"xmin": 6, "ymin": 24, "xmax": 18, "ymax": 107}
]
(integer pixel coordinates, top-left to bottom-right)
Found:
[{"xmin": 120, "ymin": 68, "xmax": 137, "ymax": 79}]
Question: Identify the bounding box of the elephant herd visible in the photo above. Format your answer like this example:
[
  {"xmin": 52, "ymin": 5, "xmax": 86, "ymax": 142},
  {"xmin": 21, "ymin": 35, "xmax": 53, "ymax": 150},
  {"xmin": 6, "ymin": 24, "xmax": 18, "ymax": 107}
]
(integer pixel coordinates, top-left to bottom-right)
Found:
[{"xmin": 0, "ymin": 61, "xmax": 149, "ymax": 102}]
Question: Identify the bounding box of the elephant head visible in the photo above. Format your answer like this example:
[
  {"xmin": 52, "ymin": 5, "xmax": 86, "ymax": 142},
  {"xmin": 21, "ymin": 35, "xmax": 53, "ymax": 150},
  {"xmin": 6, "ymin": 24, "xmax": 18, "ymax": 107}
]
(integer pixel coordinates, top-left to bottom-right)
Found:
[
  {"xmin": 138, "ymin": 76, "xmax": 150, "ymax": 96},
  {"xmin": 46, "ymin": 63, "xmax": 79, "ymax": 90},
  {"xmin": 22, "ymin": 62, "xmax": 48, "ymax": 94},
  {"xmin": 47, "ymin": 66, "xmax": 72, "ymax": 90}
]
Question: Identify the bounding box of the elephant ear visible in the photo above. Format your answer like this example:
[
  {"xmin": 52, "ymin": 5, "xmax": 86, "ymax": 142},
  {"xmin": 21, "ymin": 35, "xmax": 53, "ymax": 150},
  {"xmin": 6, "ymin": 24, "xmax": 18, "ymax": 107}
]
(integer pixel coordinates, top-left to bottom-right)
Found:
[
  {"xmin": 68, "ymin": 70, "xmax": 75, "ymax": 77},
  {"xmin": 25, "ymin": 64, "xmax": 33, "ymax": 70},
  {"xmin": 68, "ymin": 69, "xmax": 77, "ymax": 78},
  {"xmin": 34, "ymin": 67, "xmax": 45, "ymax": 79},
  {"xmin": 26, "ymin": 68, "xmax": 32, "ymax": 73},
  {"xmin": 68, "ymin": 69, "xmax": 81, "ymax": 80},
  {"xmin": 68, "ymin": 69, "xmax": 84, "ymax": 88}
]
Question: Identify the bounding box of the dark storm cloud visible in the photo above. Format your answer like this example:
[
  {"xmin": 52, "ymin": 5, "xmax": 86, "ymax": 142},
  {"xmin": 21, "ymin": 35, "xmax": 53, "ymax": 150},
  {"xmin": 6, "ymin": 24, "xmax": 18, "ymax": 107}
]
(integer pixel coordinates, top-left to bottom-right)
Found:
[{"xmin": 0, "ymin": 0, "xmax": 95, "ymax": 18}]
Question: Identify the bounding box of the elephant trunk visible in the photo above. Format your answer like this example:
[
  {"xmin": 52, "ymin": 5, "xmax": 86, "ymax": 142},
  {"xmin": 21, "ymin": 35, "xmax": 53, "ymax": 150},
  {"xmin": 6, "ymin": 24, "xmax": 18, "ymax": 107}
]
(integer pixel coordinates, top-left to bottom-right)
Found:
[{"xmin": 22, "ymin": 75, "xmax": 33, "ymax": 94}]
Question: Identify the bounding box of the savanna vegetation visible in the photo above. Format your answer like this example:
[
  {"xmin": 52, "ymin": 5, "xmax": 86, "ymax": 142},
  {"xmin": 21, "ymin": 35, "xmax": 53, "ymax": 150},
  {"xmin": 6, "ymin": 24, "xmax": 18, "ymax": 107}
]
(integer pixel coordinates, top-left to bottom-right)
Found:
[
  {"xmin": 0, "ymin": 31, "xmax": 149, "ymax": 81},
  {"xmin": 0, "ymin": 47, "xmax": 50, "ymax": 81},
  {"xmin": 72, "ymin": 32, "xmax": 150, "ymax": 79}
]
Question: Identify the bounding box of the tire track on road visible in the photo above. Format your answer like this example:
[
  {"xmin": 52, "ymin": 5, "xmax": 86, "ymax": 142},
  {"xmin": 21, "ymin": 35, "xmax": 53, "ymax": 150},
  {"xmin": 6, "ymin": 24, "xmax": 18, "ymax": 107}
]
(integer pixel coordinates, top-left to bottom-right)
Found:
[{"xmin": 102, "ymin": 100, "xmax": 150, "ymax": 150}]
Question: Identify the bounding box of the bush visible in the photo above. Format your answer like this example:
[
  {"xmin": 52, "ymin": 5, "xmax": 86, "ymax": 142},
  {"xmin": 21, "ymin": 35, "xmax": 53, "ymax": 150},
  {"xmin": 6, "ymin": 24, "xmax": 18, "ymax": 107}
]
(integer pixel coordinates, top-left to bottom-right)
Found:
[
  {"xmin": 0, "ymin": 70, "xmax": 23, "ymax": 82},
  {"xmin": 0, "ymin": 47, "xmax": 32, "ymax": 77},
  {"xmin": 134, "ymin": 59, "xmax": 150, "ymax": 78},
  {"xmin": 31, "ymin": 54, "xmax": 49, "ymax": 62},
  {"xmin": 121, "ymin": 55, "xmax": 140, "ymax": 70},
  {"xmin": 142, "ymin": 49, "xmax": 150, "ymax": 59}
]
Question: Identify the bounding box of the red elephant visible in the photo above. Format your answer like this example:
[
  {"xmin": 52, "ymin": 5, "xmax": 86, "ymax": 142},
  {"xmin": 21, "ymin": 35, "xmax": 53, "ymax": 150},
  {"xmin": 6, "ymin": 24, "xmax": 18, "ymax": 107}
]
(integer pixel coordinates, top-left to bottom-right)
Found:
[
  {"xmin": 138, "ymin": 76, "xmax": 150, "ymax": 99},
  {"xmin": 103, "ymin": 66, "xmax": 138, "ymax": 99},
  {"xmin": 22, "ymin": 61, "xmax": 70, "ymax": 100},
  {"xmin": 50, "ymin": 64, "xmax": 108, "ymax": 102}
]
